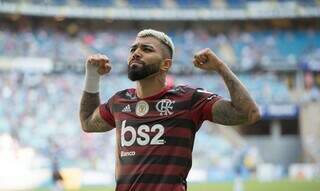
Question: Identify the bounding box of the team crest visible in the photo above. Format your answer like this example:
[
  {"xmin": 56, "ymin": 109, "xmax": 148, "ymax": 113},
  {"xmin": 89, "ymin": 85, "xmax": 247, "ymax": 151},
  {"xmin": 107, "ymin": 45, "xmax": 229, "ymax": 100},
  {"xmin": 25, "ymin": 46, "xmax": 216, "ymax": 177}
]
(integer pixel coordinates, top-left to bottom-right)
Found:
[
  {"xmin": 135, "ymin": 100, "xmax": 149, "ymax": 117},
  {"xmin": 156, "ymin": 99, "xmax": 175, "ymax": 116}
]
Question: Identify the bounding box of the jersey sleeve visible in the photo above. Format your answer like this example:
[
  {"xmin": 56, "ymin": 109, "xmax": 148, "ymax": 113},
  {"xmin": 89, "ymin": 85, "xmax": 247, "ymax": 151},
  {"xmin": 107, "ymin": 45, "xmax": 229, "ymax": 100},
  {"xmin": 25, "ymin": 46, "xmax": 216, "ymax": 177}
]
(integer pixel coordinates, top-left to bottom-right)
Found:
[
  {"xmin": 99, "ymin": 96, "xmax": 116, "ymax": 128},
  {"xmin": 190, "ymin": 88, "xmax": 222, "ymax": 130}
]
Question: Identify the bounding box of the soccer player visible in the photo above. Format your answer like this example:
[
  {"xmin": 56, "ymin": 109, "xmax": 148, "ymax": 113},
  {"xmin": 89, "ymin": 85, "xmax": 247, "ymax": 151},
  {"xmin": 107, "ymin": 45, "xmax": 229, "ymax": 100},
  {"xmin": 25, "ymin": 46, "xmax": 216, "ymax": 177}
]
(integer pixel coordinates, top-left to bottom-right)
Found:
[{"xmin": 79, "ymin": 29, "xmax": 261, "ymax": 191}]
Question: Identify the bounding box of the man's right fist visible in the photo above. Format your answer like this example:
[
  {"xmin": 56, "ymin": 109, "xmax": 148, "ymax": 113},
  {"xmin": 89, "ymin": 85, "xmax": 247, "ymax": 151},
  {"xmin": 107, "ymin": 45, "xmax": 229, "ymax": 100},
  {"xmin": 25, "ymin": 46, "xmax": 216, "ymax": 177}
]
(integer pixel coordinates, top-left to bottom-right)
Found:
[{"xmin": 86, "ymin": 54, "xmax": 111, "ymax": 75}]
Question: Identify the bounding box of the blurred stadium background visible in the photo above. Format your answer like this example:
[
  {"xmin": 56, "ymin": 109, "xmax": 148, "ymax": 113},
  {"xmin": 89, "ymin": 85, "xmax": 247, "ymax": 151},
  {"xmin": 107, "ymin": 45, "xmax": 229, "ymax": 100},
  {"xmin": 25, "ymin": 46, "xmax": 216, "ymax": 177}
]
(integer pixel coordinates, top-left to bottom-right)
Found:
[{"xmin": 0, "ymin": 0, "xmax": 320, "ymax": 190}]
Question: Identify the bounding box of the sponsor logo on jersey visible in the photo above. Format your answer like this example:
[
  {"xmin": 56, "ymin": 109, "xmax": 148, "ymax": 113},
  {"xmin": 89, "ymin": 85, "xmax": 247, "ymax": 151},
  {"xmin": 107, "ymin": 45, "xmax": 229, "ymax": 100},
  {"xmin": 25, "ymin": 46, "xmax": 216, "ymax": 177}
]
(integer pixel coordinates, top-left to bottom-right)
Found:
[
  {"xmin": 120, "ymin": 151, "xmax": 136, "ymax": 157},
  {"xmin": 196, "ymin": 89, "xmax": 212, "ymax": 94},
  {"xmin": 135, "ymin": 100, "xmax": 149, "ymax": 117},
  {"xmin": 121, "ymin": 120, "xmax": 165, "ymax": 147},
  {"xmin": 207, "ymin": 94, "xmax": 218, "ymax": 100},
  {"xmin": 168, "ymin": 86, "xmax": 184, "ymax": 93},
  {"xmin": 122, "ymin": 104, "xmax": 131, "ymax": 112},
  {"xmin": 156, "ymin": 99, "xmax": 175, "ymax": 116},
  {"xmin": 125, "ymin": 91, "xmax": 136, "ymax": 100}
]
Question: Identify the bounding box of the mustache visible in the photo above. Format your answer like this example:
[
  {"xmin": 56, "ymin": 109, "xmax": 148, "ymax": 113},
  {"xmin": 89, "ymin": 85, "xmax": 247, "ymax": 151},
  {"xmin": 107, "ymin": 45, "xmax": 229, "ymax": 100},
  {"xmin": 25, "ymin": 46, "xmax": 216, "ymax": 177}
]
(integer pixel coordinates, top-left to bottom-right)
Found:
[{"xmin": 129, "ymin": 59, "xmax": 146, "ymax": 66}]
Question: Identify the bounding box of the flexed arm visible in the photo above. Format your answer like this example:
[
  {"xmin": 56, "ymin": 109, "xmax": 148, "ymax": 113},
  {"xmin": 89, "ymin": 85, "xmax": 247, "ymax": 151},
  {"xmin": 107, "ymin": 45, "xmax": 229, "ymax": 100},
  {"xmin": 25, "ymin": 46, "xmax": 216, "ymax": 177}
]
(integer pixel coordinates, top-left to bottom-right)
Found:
[
  {"xmin": 79, "ymin": 54, "xmax": 113, "ymax": 132},
  {"xmin": 193, "ymin": 48, "xmax": 261, "ymax": 125}
]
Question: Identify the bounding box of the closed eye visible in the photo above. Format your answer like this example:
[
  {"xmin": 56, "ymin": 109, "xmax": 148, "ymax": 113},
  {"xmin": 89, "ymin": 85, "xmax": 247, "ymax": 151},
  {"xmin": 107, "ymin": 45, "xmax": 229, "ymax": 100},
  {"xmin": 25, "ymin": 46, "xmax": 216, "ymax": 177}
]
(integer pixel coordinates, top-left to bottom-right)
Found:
[
  {"xmin": 143, "ymin": 47, "xmax": 153, "ymax": 52},
  {"xmin": 130, "ymin": 47, "xmax": 137, "ymax": 53}
]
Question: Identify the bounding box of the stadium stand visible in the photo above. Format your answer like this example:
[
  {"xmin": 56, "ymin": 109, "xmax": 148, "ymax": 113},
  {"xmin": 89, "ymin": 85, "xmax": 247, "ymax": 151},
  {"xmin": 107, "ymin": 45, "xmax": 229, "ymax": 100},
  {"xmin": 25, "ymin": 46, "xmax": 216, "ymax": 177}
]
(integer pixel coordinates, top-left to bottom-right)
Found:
[
  {"xmin": 79, "ymin": 0, "xmax": 114, "ymax": 7},
  {"xmin": 127, "ymin": 0, "xmax": 162, "ymax": 8},
  {"xmin": 1, "ymin": 0, "xmax": 319, "ymax": 8},
  {"xmin": 175, "ymin": 0, "xmax": 211, "ymax": 8},
  {"xmin": 1, "ymin": 19, "xmax": 319, "ymax": 72}
]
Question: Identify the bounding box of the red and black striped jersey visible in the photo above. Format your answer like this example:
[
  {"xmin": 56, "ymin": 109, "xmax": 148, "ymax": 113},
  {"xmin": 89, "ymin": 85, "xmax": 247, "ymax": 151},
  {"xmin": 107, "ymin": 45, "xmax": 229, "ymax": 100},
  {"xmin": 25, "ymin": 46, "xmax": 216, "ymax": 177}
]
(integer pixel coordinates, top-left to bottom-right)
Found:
[{"xmin": 99, "ymin": 85, "xmax": 221, "ymax": 191}]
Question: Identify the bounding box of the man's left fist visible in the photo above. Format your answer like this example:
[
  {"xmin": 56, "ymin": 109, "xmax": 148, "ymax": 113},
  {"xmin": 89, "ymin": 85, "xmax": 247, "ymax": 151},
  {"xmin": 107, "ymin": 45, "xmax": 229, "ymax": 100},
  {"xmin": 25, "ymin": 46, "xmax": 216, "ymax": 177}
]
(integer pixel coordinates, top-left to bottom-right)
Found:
[{"xmin": 193, "ymin": 48, "xmax": 225, "ymax": 71}]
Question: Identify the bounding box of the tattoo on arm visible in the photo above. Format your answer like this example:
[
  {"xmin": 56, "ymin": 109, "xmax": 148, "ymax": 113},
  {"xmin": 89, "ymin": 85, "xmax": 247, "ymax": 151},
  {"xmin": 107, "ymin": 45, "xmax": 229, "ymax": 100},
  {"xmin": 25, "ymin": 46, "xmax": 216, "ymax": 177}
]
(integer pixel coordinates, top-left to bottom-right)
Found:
[
  {"xmin": 214, "ymin": 66, "xmax": 261, "ymax": 125},
  {"xmin": 212, "ymin": 100, "xmax": 248, "ymax": 125},
  {"xmin": 79, "ymin": 91, "xmax": 109, "ymax": 132},
  {"xmin": 80, "ymin": 92, "xmax": 100, "ymax": 122}
]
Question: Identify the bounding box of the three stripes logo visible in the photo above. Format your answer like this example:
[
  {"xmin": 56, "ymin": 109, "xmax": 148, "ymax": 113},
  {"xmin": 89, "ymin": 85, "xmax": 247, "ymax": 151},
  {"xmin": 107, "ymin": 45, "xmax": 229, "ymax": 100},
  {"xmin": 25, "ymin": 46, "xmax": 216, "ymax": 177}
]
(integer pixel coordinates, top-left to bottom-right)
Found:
[{"xmin": 122, "ymin": 104, "xmax": 131, "ymax": 112}]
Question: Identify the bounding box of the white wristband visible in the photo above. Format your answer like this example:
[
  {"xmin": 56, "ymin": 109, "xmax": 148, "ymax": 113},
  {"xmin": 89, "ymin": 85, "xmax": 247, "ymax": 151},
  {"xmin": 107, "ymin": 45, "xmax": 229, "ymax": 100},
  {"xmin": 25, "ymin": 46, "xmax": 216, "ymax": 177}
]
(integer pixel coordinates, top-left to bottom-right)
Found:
[
  {"xmin": 84, "ymin": 74, "xmax": 100, "ymax": 93},
  {"xmin": 84, "ymin": 64, "xmax": 100, "ymax": 93}
]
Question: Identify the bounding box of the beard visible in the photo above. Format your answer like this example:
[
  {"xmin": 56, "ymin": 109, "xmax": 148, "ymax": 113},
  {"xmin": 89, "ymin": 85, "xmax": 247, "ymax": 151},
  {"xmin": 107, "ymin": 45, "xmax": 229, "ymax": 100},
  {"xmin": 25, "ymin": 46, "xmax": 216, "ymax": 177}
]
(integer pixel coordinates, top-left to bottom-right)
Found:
[{"xmin": 128, "ymin": 61, "xmax": 160, "ymax": 81}]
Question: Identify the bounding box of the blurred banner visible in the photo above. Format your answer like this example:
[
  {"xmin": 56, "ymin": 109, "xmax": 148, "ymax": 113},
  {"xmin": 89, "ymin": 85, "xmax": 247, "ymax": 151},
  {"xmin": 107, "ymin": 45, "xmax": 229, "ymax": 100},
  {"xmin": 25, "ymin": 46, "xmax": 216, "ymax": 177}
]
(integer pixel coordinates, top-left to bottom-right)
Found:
[
  {"xmin": 260, "ymin": 104, "xmax": 299, "ymax": 119},
  {"xmin": 0, "ymin": 57, "xmax": 53, "ymax": 73}
]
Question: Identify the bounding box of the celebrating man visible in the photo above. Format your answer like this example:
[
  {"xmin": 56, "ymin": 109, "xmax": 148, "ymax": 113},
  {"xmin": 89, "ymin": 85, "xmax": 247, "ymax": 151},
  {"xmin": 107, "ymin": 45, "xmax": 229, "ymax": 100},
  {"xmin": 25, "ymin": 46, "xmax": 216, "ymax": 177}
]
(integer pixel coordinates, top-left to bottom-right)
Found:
[{"xmin": 79, "ymin": 29, "xmax": 260, "ymax": 191}]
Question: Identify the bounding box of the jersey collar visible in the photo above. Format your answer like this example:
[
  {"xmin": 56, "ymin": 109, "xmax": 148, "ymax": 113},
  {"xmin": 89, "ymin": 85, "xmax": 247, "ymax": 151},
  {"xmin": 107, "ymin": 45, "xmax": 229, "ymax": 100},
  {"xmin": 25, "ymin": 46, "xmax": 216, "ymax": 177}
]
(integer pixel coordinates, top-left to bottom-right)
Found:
[{"xmin": 135, "ymin": 84, "xmax": 173, "ymax": 100}]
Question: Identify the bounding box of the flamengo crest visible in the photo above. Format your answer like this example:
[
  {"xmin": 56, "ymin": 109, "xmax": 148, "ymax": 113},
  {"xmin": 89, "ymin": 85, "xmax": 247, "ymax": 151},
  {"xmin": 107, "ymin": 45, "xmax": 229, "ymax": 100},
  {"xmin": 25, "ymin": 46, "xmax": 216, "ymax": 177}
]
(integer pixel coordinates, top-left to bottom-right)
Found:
[{"xmin": 156, "ymin": 99, "xmax": 175, "ymax": 116}]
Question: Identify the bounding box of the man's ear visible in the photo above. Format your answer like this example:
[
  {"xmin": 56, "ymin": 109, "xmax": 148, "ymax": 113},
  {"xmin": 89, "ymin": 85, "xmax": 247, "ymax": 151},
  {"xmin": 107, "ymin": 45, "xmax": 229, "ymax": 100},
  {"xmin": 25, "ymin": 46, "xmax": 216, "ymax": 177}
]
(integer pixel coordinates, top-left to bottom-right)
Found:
[{"xmin": 160, "ymin": 59, "xmax": 172, "ymax": 72}]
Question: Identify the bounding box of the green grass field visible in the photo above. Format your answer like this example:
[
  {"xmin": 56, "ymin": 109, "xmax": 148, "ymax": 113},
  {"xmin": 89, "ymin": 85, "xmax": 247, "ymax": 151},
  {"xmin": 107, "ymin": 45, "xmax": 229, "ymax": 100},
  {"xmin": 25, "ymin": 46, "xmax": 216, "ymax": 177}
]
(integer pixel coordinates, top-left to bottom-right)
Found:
[{"xmin": 36, "ymin": 179, "xmax": 320, "ymax": 191}]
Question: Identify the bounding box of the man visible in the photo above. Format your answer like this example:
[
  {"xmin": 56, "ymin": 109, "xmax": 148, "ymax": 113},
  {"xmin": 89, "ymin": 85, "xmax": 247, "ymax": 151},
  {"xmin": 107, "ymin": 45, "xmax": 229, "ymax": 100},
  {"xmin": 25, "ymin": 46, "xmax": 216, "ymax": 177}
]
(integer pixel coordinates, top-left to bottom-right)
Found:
[
  {"xmin": 79, "ymin": 29, "xmax": 260, "ymax": 191},
  {"xmin": 48, "ymin": 139, "xmax": 64, "ymax": 191}
]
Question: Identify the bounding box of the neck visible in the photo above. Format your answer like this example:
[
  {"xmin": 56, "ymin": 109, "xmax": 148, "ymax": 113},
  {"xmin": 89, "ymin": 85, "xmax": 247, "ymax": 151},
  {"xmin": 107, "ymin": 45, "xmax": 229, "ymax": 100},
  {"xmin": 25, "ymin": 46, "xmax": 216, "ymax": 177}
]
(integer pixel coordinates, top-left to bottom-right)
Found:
[{"xmin": 136, "ymin": 73, "xmax": 166, "ymax": 99}]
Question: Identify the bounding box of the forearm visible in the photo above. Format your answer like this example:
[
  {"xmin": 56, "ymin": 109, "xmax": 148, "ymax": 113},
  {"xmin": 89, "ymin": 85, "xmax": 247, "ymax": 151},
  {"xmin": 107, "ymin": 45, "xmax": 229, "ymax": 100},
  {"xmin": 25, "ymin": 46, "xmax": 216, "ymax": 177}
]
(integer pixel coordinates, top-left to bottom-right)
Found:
[
  {"xmin": 79, "ymin": 91, "xmax": 100, "ymax": 130},
  {"xmin": 80, "ymin": 54, "xmax": 112, "ymax": 132},
  {"xmin": 217, "ymin": 64, "xmax": 260, "ymax": 122}
]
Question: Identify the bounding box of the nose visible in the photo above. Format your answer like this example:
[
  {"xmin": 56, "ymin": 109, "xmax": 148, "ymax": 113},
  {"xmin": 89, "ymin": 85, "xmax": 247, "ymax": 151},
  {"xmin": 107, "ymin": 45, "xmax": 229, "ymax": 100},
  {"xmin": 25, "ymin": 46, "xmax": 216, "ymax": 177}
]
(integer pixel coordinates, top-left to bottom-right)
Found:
[{"xmin": 132, "ymin": 49, "xmax": 142, "ymax": 60}]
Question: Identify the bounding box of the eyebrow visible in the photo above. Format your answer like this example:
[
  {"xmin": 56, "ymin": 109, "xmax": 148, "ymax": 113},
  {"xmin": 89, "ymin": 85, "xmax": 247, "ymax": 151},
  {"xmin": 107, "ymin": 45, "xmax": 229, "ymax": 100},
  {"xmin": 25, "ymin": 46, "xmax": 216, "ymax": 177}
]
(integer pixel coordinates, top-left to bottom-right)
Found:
[{"xmin": 130, "ymin": 43, "xmax": 155, "ymax": 50}]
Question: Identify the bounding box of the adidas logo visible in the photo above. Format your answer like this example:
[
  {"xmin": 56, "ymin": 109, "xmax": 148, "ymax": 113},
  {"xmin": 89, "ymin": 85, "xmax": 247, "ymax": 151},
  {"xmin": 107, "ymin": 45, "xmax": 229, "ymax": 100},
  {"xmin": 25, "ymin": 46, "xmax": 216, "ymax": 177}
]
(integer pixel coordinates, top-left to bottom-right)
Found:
[{"xmin": 122, "ymin": 104, "xmax": 131, "ymax": 112}]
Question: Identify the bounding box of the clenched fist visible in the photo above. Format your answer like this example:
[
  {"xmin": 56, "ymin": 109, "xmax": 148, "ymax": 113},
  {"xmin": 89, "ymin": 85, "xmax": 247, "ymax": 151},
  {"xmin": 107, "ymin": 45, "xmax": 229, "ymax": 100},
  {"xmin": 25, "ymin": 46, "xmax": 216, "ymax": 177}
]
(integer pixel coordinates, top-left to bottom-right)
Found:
[
  {"xmin": 86, "ymin": 54, "xmax": 111, "ymax": 75},
  {"xmin": 84, "ymin": 54, "xmax": 111, "ymax": 93},
  {"xmin": 193, "ymin": 48, "xmax": 225, "ymax": 72}
]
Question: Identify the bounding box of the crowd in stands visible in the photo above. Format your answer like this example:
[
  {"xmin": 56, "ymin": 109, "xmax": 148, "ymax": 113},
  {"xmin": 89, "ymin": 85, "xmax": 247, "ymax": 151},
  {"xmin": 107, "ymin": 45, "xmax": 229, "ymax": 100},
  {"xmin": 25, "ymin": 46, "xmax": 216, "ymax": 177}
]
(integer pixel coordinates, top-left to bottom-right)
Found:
[
  {"xmin": 0, "ymin": 18, "xmax": 319, "ymax": 103},
  {"xmin": 1, "ymin": 19, "xmax": 320, "ymax": 73},
  {"xmin": 2, "ymin": 0, "xmax": 320, "ymax": 8}
]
